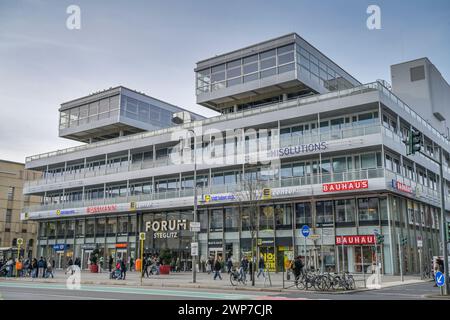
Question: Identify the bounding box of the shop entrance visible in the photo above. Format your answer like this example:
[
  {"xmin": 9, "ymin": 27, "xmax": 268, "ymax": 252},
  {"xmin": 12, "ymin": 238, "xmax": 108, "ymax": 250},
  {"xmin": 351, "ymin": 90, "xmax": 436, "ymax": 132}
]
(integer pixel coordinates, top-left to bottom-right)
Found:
[
  {"xmin": 208, "ymin": 248, "xmax": 223, "ymax": 260},
  {"xmin": 116, "ymin": 249, "xmax": 128, "ymax": 263},
  {"xmin": 56, "ymin": 252, "xmax": 65, "ymax": 269},
  {"xmin": 82, "ymin": 250, "xmax": 92, "ymax": 270},
  {"xmin": 337, "ymin": 245, "xmax": 379, "ymax": 273}
]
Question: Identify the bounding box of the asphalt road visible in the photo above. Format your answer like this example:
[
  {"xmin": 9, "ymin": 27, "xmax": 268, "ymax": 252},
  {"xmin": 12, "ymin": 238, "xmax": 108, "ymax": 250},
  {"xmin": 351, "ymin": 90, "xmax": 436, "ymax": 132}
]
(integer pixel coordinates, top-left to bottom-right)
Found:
[{"xmin": 0, "ymin": 280, "xmax": 444, "ymax": 300}]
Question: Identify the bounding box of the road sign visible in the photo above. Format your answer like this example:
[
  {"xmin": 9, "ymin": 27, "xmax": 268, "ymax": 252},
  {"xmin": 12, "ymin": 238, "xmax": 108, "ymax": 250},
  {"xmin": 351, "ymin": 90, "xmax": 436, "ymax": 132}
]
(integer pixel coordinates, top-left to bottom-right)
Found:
[
  {"xmin": 309, "ymin": 234, "xmax": 320, "ymax": 240},
  {"xmin": 191, "ymin": 242, "xmax": 199, "ymax": 256},
  {"xmin": 189, "ymin": 222, "xmax": 201, "ymax": 232},
  {"xmin": 435, "ymin": 271, "xmax": 445, "ymax": 287},
  {"xmin": 17, "ymin": 238, "xmax": 23, "ymax": 246},
  {"xmin": 139, "ymin": 232, "xmax": 146, "ymax": 241},
  {"xmin": 417, "ymin": 240, "xmax": 423, "ymax": 248},
  {"xmin": 301, "ymin": 225, "xmax": 310, "ymax": 237}
]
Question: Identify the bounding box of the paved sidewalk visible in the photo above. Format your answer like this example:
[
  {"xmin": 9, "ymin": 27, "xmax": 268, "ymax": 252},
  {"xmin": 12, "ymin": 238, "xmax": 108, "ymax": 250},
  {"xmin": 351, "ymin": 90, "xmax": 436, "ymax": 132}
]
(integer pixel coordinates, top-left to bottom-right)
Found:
[{"xmin": 0, "ymin": 269, "xmax": 429, "ymax": 294}]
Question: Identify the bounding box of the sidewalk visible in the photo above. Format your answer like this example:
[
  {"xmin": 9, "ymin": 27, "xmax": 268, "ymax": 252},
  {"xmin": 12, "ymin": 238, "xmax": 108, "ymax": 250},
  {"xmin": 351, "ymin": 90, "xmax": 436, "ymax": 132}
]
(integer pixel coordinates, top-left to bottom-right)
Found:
[{"xmin": 0, "ymin": 270, "xmax": 428, "ymax": 294}]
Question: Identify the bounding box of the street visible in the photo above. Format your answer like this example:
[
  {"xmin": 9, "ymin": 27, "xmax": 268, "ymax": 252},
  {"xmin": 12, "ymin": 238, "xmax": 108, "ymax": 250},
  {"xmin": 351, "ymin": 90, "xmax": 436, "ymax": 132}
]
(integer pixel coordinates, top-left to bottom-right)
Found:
[{"xmin": 0, "ymin": 280, "xmax": 443, "ymax": 300}]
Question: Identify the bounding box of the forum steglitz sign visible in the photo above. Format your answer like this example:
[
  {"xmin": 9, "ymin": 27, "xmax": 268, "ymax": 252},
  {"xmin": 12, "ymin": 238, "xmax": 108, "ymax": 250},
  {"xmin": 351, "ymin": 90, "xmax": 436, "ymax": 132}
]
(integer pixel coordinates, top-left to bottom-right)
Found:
[{"xmin": 145, "ymin": 219, "xmax": 188, "ymax": 239}]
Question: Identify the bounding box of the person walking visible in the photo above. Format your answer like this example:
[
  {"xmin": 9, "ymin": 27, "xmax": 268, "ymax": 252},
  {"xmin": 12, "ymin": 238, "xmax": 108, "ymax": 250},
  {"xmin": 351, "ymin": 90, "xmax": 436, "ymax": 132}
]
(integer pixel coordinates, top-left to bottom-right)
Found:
[
  {"xmin": 292, "ymin": 256, "xmax": 304, "ymax": 284},
  {"xmin": 15, "ymin": 258, "xmax": 23, "ymax": 277},
  {"xmin": 129, "ymin": 257, "xmax": 134, "ymax": 272},
  {"xmin": 213, "ymin": 257, "xmax": 222, "ymax": 280},
  {"xmin": 37, "ymin": 256, "xmax": 45, "ymax": 278},
  {"xmin": 257, "ymin": 254, "xmax": 265, "ymax": 279},
  {"xmin": 239, "ymin": 256, "xmax": 248, "ymax": 282},
  {"xmin": 142, "ymin": 256, "xmax": 150, "ymax": 277},
  {"xmin": 226, "ymin": 256, "xmax": 233, "ymax": 274},
  {"xmin": 31, "ymin": 258, "xmax": 38, "ymax": 278},
  {"xmin": 108, "ymin": 255, "xmax": 113, "ymax": 272},
  {"xmin": 120, "ymin": 258, "xmax": 127, "ymax": 280},
  {"xmin": 45, "ymin": 259, "xmax": 54, "ymax": 278}
]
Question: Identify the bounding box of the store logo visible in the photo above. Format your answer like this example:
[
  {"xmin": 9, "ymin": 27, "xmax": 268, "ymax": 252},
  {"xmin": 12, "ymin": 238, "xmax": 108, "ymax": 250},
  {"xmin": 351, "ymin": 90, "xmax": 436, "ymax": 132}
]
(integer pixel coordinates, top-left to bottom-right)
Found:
[
  {"xmin": 262, "ymin": 188, "xmax": 272, "ymax": 200},
  {"xmin": 335, "ymin": 235, "xmax": 376, "ymax": 245},
  {"xmin": 203, "ymin": 194, "xmax": 235, "ymax": 203},
  {"xmin": 323, "ymin": 180, "xmax": 369, "ymax": 192},
  {"xmin": 130, "ymin": 201, "xmax": 153, "ymax": 210},
  {"xmin": 391, "ymin": 180, "xmax": 413, "ymax": 194},
  {"xmin": 56, "ymin": 209, "xmax": 76, "ymax": 216},
  {"xmin": 145, "ymin": 219, "xmax": 188, "ymax": 239},
  {"xmin": 269, "ymin": 142, "xmax": 327, "ymax": 158},
  {"xmin": 86, "ymin": 204, "xmax": 117, "ymax": 214}
]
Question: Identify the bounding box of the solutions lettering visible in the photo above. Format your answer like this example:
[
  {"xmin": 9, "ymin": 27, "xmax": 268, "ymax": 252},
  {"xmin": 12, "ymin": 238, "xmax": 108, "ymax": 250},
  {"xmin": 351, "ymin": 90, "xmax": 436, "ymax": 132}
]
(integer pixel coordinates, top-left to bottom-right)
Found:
[
  {"xmin": 322, "ymin": 180, "xmax": 369, "ymax": 192},
  {"xmin": 269, "ymin": 141, "xmax": 327, "ymax": 158}
]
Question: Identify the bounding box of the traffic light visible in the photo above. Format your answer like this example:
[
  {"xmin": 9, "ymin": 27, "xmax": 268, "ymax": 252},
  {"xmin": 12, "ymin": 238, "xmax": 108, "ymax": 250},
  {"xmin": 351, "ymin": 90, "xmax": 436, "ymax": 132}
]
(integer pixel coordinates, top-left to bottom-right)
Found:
[
  {"xmin": 406, "ymin": 130, "xmax": 422, "ymax": 155},
  {"xmin": 376, "ymin": 234, "xmax": 385, "ymax": 245},
  {"xmin": 401, "ymin": 237, "xmax": 408, "ymax": 246}
]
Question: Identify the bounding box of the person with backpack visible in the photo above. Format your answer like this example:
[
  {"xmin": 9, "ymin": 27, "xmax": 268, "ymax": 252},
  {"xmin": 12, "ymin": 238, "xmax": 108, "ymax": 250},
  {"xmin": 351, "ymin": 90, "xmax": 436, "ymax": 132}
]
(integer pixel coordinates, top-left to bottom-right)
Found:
[
  {"xmin": 37, "ymin": 257, "xmax": 45, "ymax": 278},
  {"xmin": 293, "ymin": 256, "xmax": 304, "ymax": 283},
  {"xmin": 239, "ymin": 256, "xmax": 249, "ymax": 282}
]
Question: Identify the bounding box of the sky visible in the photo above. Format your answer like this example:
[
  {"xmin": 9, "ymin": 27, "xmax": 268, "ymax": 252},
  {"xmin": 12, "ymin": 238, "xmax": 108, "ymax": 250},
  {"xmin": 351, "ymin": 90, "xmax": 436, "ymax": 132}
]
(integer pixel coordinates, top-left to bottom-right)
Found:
[{"xmin": 0, "ymin": 0, "xmax": 449, "ymax": 163}]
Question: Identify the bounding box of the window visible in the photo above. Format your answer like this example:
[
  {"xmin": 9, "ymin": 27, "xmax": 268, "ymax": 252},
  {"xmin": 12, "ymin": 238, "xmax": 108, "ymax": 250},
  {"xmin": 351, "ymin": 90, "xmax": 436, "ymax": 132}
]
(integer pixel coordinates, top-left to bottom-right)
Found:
[
  {"xmin": 85, "ymin": 219, "xmax": 95, "ymax": 237},
  {"xmin": 118, "ymin": 216, "xmax": 128, "ymax": 235},
  {"xmin": 260, "ymin": 206, "xmax": 274, "ymax": 231},
  {"xmin": 410, "ymin": 65, "xmax": 425, "ymax": 82},
  {"xmin": 358, "ymin": 197, "xmax": 380, "ymax": 223},
  {"xmin": 5, "ymin": 209, "xmax": 12, "ymax": 223},
  {"xmin": 7, "ymin": 187, "xmax": 14, "ymax": 200},
  {"xmin": 316, "ymin": 201, "xmax": 334, "ymax": 225},
  {"xmin": 224, "ymin": 207, "xmax": 238, "ymax": 232},
  {"xmin": 335, "ymin": 199, "xmax": 356, "ymax": 224},
  {"xmin": 210, "ymin": 209, "xmax": 223, "ymax": 232},
  {"xmin": 275, "ymin": 204, "xmax": 292, "ymax": 229},
  {"xmin": 295, "ymin": 202, "xmax": 312, "ymax": 227}
]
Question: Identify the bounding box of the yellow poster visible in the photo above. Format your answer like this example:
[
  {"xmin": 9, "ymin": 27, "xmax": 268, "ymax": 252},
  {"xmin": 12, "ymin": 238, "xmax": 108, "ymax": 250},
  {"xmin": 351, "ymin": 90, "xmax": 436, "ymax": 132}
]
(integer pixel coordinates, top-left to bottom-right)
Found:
[{"xmin": 262, "ymin": 251, "xmax": 276, "ymax": 272}]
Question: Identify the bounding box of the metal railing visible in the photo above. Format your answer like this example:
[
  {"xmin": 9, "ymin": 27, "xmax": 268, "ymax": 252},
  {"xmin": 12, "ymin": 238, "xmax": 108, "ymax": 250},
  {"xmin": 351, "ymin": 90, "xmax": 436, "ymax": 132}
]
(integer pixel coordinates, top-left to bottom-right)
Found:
[{"xmin": 24, "ymin": 167, "xmax": 385, "ymax": 213}]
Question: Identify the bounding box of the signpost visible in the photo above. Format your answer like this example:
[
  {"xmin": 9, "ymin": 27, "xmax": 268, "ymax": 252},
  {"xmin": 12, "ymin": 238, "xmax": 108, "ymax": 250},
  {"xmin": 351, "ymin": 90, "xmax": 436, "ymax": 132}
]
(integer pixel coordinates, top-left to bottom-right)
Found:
[
  {"xmin": 139, "ymin": 232, "xmax": 145, "ymax": 285},
  {"xmin": 191, "ymin": 242, "xmax": 198, "ymax": 257},
  {"xmin": 189, "ymin": 222, "xmax": 201, "ymax": 232},
  {"xmin": 301, "ymin": 225, "xmax": 310, "ymax": 268},
  {"xmin": 436, "ymin": 270, "xmax": 445, "ymax": 295},
  {"xmin": 15, "ymin": 238, "xmax": 23, "ymax": 277}
]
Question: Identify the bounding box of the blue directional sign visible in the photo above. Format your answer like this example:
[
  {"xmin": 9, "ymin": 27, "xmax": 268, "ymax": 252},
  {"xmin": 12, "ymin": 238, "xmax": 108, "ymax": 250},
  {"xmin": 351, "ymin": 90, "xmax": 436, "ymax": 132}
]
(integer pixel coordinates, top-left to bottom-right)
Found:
[
  {"xmin": 435, "ymin": 271, "xmax": 445, "ymax": 287},
  {"xmin": 301, "ymin": 225, "xmax": 310, "ymax": 238}
]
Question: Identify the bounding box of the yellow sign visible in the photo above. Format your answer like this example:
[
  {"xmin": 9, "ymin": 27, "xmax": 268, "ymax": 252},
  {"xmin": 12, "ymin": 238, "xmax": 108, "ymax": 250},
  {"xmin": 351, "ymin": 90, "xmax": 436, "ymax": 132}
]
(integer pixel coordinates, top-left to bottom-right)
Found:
[
  {"xmin": 258, "ymin": 239, "xmax": 262, "ymax": 246},
  {"xmin": 262, "ymin": 252, "xmax": 276, "ymax": 272},
  {"xmin": 17, "ymin": 238, "xmax": 23, "ymax": 246},
  {"xmin": 56, "ymin": 209, "xmax": 61, "ymax": 216},
  {"xmin": 139, "ymin": 232, "xmax": 146, "ymax": 241},
  {"xmin": 130, "ymin": 202, "xmax": 136, "ymax": 211},
  {"xmin": 262, "ymin": 188, "xmax": 271, "ymax": 200},
  {"xmin": 204, "ymin": 195, "xmax": 211, "ymax": 202}
]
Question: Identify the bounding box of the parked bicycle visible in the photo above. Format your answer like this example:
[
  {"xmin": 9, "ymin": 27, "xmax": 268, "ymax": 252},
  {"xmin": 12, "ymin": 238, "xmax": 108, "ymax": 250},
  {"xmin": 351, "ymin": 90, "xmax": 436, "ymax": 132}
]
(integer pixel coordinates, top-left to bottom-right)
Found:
[
  {"xmin": 295, "ymin": 270, "xmax": 355, "ymax": 291},
  {"xmin": 230, "ymin": 267, "xmax": 247, "ymax": 286}
]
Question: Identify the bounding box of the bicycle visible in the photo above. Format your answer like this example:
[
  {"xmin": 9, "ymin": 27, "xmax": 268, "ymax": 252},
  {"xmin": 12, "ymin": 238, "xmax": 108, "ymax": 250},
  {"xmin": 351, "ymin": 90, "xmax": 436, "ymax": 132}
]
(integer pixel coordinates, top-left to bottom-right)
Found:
[{"xmin": 230, "ymin": 268, "xmax": 247, "ymax": 286}]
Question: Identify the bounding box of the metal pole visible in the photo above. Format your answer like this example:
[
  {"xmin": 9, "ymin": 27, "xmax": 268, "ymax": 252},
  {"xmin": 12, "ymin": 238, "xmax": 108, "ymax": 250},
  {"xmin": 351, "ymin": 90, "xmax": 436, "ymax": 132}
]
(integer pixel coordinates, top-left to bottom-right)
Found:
[
  {"xmin": 438, "ymin": 147, "xmax": 449, "ymax": 295},
  {"xmin": 398, "ymin": 233, "xmax": 403, "ymax": 282},
  {"xmin": 341, "ymin": 236, "xmax": 344, "ymax": 273},
  {"xmin": 192, "ymin": 130, "xmax": 198, "ymax": 284},
  {"xmin": 140, "ymin": 238, "xmax": 143, "ymax": 286},
  {"xmin": 419, "ymin": 248, "xmax": 423, "ymax": 280}
]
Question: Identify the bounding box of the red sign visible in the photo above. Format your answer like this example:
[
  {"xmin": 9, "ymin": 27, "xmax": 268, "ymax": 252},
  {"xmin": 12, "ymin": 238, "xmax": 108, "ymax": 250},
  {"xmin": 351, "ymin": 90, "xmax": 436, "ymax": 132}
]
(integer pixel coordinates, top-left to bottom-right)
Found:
[
  {"xmin": 115, "ymin": 243, "xmax": 127, "ymax": 248},
  {"xmin": 323, "ymin": 180, "xmax": 368, "ymax": 192},
  {"xmin": 335, "ymin": 235, "xmax": 376, "ymax": 245},
  {"xmin": 86, "ymin": 204, "xmax": 117, "ymax": 214},
  {"xmin": 391, "ymin": 180, "xmax": 412, "ymax": 194}
]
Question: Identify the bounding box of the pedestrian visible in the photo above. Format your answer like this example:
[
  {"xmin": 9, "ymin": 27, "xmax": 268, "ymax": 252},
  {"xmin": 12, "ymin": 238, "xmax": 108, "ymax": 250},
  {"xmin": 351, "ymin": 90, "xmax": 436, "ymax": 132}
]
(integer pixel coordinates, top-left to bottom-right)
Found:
[
  {"xmin": 37, "ymin": 256, "xmax": 45, "ymax": 278},
  {"xmin": 45, "ymin": 259, "xmax": 54, "ymax": 278},
  {"xmin": 108, "ymin": 255, "xmax": 113, "ymax": 272},
  {"xmin": 213, "ymin": 257, "xmax": 222, "ymax": 280},
  {"xmin": 206, "ymin": 256, "xmax": 212, "ymax": 274},
  {"xmin": 5, "ymin": 258, "xmax": 14, "ymax": 277},
  {"xmin": 15, "ymin": 258, "xmax": 23, "ymax": 277},
  {"xmin": 239, "ymin": 256, "xmax": 248, "ymax": 282},
  {"xmin": 130, "ymin": 257, "xmax": 134, "ymax": 272},
  {"xmin": 292, "ymin": 256, "xmax": 304, "ymax": 284},
  {"xmin": 142, "ymin": 256, "xmax": 150, "ymax": 277},
  {"xmin": 257, "ymin": 254, "xmax": 265, "ymax": 279},
  {"xmin": 67, "ymin": 257, "xmax": 74, "ymax": 275},
  {"xmin": 120, "ymin": 258, "xmax": 127, "ymax": 280},
  {"xmin": 226, "ymin": 256, "xmax": 233, "ymax": 274},
  {"xmin": 31, "ymin": 258, "xmax": 38, "ymax": 278}
]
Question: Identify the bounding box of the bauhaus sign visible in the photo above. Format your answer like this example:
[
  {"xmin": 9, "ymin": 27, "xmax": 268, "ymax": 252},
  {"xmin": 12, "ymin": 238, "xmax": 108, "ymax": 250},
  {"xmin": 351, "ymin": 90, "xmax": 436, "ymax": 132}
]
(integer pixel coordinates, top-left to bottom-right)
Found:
[
  {"xmin": 335, "ymin": 235, "xmax": 376, "ymax": 245},
  {"xmin": 322, "ymin": 180, "xmax": 369, "ymax": 192}
]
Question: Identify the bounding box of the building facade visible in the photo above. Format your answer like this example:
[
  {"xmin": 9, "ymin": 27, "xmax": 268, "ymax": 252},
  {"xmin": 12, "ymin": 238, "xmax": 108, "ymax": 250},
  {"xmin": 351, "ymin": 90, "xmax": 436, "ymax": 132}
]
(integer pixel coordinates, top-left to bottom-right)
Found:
[
  {"xmin": 0, "ymin": 160, "xmax": 41, "ymax": 259},
  {"xmin": 22, "ymin": 33, "xmax": 450, "ymax": 274}
]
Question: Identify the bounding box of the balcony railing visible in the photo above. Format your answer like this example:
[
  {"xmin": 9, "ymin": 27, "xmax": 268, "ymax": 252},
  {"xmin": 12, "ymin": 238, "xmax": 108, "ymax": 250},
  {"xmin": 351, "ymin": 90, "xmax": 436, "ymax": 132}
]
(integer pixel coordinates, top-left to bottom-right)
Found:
[
  {"xmin": 24, "ymin": 167, "xmax": 385, "ymax": 213},
  {"xmin": 25, "ymin": 123, "xmax": 383, "ymax": 189}
]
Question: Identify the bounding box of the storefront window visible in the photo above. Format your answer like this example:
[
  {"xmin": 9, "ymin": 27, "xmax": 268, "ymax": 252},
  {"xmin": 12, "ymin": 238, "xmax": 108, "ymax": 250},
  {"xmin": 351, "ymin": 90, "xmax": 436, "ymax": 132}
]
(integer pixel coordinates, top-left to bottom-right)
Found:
[
  {"xmin": 275, "ymin": 204, "xmax": 292, "ymax": 230},
  {"xmin": 224, "ymin": 207, "xmax": 238, "ymax": 232},
  {"xmin": 335, "ymin": 199, "xmax": 356, "ymax": 225},
  {"xmin": 106, "ymin": 217, "xmax": 117, "ymax": 237},
  {"xmin": 295, "ymin": 202, "xmax": 312, "ymax": 227},
  {"xmin": 67, "ymin": 220, "xmax": 75, "ymax": 238},
  {"xmin": 75, "ymin": 220, "xmax": 85, "ymax": 237},
  {"xmin": 118, "ymin": 216, "xmax": 128, "ymax": 235},
  {"xmin": 241, "ymin": 207, "xmax": 256, "ymax": 232},
  {"xmin": 260, "ymin": 206, "xmax": 274, "ymax": 231},
  {"xmin": 48, "ymin": 222, "xmax": 56, "ymax": 239},
  {"xmin": 56, "ymin": 221, "xmax": 66, "ymax": 238},
  {"xmin": 316, "ymin": 201, "xmax": 334, "ymax": 226},
  {"xmin": 96, "ymin": 218, "xmax": 106, "ymax": 237},
  {"xmin": 130, "ymin": 215, "xmax": 136, "ymax": 235},
  {"xmin": 85, "ymin": 219, "xmax": 95, "ymax": 237},
  {"xmin": 358, "ymin": 197, "xmax": 380, "ymax": 224},
  {"xmin": 39, "ymin": 222, "xmax": 47, "ymax": 238},
  {"xmin": 210, "ymin": 209, "xmax": 223, "ymax": 232},
  {"xmin": 199, "ymin": 210, "xmax": 208, "ymax": 232},
  {"xmin": 380, "ymin": 197, "xmax": 388, "ymax": 221}
]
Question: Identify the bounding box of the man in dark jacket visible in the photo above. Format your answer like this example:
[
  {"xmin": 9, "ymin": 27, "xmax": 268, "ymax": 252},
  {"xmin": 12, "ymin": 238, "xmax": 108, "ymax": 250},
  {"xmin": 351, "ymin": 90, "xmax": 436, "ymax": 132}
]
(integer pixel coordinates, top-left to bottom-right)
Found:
[
  {"xmin": 120, "ymin": 259, "xmax": 127, "ymax": 280},
  {"xmin": 293, "ymin": 256, "xmax": 304, "ymax": 283},
  {"xmin": 257, "ymin": 254, "xmax": 265, "ymax": 279},
  {"xmin": 37, "ymin": 257, "xmax": 45, "ymax": 278},
  {"xmin": 213, "ymin": 258, "xmax": 222, "ymax": 280},
  {"xmin": 108, "ymin": 256, "xmax": 113, "ymax": 272}
]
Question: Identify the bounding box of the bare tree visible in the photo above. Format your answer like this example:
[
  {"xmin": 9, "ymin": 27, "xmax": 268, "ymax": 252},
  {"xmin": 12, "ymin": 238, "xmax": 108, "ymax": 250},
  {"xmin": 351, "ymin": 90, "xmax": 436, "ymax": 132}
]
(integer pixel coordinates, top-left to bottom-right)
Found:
[{"xmin": 233, "ymin": 170, "xmax": 268, "ymax": 286}]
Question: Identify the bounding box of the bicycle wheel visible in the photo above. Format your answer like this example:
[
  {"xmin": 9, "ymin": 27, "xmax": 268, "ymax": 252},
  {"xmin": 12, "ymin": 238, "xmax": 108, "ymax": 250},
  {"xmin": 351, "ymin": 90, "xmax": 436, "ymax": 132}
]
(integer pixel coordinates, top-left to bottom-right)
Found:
[
  {"xmin": 295, "ymin": 275, "xmax": 305, "ymax": 290},
  {"xmin": 346, "ymin": 276, "xmax": 356, "ymax": 290},
  {"xmin": 230, "ymin": 273, "xmax": 238, "ymax": 286}
]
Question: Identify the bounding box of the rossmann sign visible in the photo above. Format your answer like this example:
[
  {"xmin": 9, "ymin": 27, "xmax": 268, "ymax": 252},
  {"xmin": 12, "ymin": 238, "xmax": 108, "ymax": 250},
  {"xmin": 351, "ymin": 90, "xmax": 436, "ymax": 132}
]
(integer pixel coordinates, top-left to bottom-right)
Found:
[{"xmin": 322, "ymin": 180, "xmax": 369, "ymax": 192}]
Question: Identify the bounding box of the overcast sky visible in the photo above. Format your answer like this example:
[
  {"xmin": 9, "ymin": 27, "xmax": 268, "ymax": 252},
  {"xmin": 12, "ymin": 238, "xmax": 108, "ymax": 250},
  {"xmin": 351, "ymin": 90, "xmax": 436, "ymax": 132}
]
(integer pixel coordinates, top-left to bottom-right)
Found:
[{"xmin": 0, "ymin": 0, "xmax": 449, "ymax": 163}]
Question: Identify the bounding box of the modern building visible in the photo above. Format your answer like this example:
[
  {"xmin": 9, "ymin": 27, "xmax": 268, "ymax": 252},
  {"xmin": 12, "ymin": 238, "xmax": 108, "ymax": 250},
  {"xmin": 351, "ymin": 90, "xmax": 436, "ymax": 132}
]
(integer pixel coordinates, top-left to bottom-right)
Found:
[
  {"xmin": 0, "ymin": 160, "xmax": 41, "ymax": 260},
  {"xmin": 22, "ymin": 33, "xmax": 450, "ymax": 275}
]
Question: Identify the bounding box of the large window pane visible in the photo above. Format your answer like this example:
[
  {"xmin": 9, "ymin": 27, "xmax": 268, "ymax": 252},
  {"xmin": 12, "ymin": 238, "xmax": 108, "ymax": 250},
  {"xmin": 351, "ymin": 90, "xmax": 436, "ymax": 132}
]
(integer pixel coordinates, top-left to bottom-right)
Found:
[
  {"xmin": 210, "ymin": 209, "xmax": 223, "ymax": 232},
  {"xmin": 224, "ymin": 207, "xmax": 238, "ymax": 232},
  {"xmin": 295, "ymin": 202, "xmax": 311, "ymax": 227},
  {"xmin": 316, "ymin": 201, "xmax": 334, "ymax": 225},
  {"xmin": 335, "ymin": 199, "xmax": 356, "ymax": 224},
  {"xmin": 358, "ymin": 197, "xmax": 379, "ymax": 223}
]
